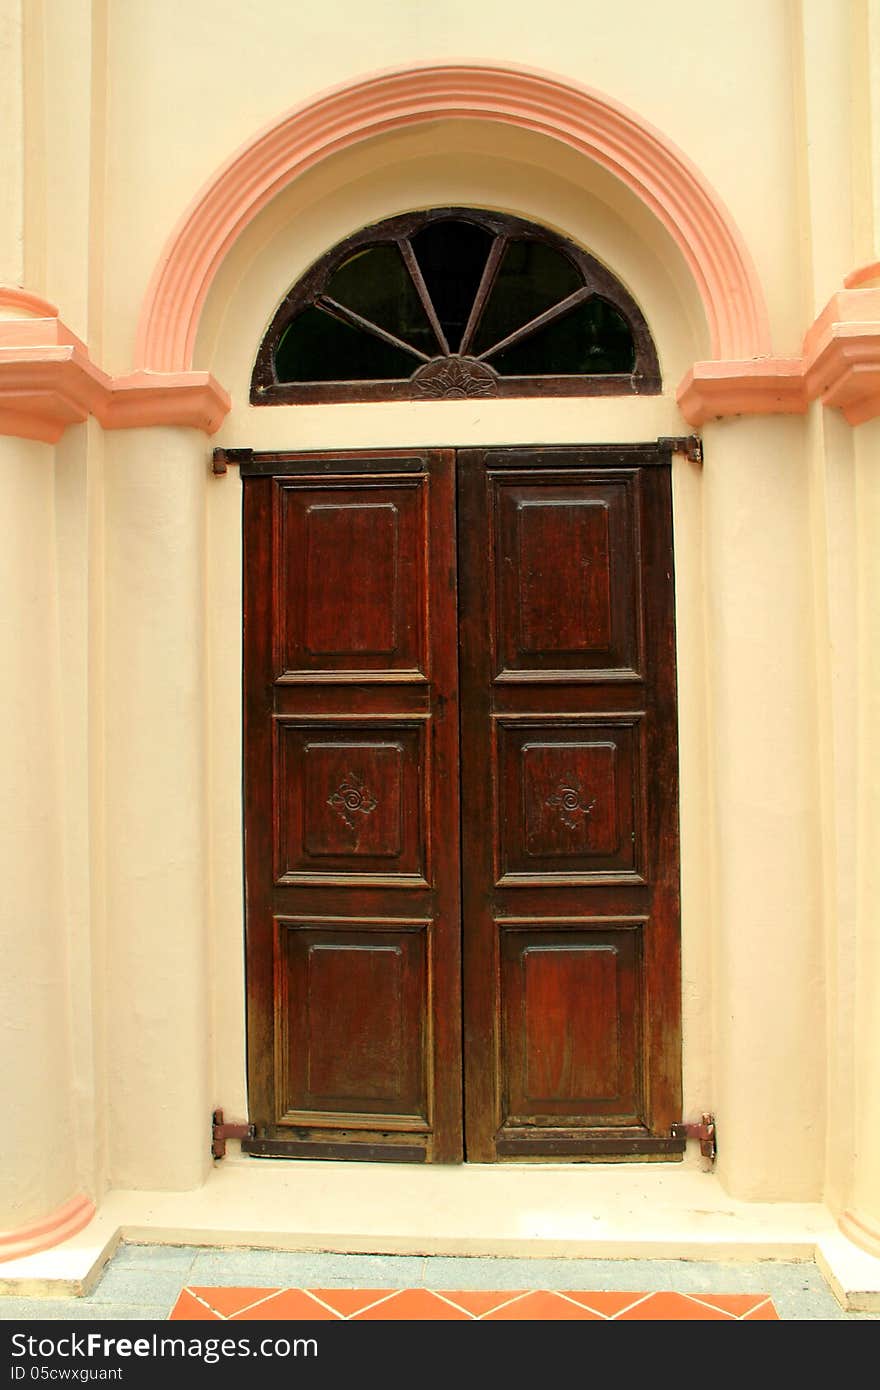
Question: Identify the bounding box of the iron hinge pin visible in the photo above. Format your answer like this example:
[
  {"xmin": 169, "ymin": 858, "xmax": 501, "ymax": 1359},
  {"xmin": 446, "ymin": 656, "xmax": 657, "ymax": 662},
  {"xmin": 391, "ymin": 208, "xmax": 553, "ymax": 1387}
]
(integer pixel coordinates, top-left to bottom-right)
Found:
[
  {"xmin": 671, "ymin": 1112, "xmax": 716, "ymax": 1162},
  {"xmin": 212, "ymin": 1108, "xmax": 255, "ymax": 1159},
  {"xmin": 657, "ymin": 435, "xmax": 703, "ymax": 463},
  {"xmin": 212, "ymin": 447, "xmax": 255, "ymax": 476}
]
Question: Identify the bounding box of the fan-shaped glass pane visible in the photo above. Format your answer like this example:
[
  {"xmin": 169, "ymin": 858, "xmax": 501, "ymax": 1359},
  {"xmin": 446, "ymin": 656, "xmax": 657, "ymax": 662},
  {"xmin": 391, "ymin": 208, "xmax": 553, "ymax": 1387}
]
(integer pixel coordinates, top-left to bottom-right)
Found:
[
  {"xmin": 410, "ymin": 219, "xmax": 494, "ymax": 352},
  {"xmin": 275, "ymin": 306, "xmax": 418, "ymax": 382},
  {"xmin": 325, "ymin": 244, "xmax": 437, "ymax": 355},
  {"xmin": 488, "ymin": 297, "xmax": 636, "ymax": 376},
  {"xmin": 471, "ymin": 239, "xmax": 583, "ymax": 356},
  {"xmin": 258, "ymin": 208, "xmax": 659, "ymax": 400}
]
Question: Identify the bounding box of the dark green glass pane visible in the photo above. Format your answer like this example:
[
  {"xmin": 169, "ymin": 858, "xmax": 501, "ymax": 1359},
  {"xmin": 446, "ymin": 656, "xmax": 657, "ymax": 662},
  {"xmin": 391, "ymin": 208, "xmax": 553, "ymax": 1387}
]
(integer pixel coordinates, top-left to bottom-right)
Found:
[
  {"xmin": 325, "ymin": 244, "xmax": 437, "ymax": 355},
  {"xmin": 274, "ymin": 305, "xmax": 418, "ymax": 382},
  {"xmin": 472, "ymin": 239, "xmax": 583, "ymax": 356},
  {"xmin": 410, "ymin": 219, "xmax": 494, "ymax": 351},
  {"xmin": 488, "ymin": 297, "xmax": 636, "ymax": 376}
]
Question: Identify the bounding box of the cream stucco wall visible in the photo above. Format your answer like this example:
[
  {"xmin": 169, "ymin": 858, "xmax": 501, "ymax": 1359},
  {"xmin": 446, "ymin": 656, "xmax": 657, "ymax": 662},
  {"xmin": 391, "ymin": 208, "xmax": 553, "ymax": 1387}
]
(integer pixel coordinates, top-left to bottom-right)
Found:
[
  {"xmin": 99, "ymin": 0, "xmax": 809, "ymax": 369},
  {"xmin": 849, "ymin": 415, "xmax": 880, "ymax": 1244},
  {"xmin": 2, "ymin": 0, "xmax": 880, "ymax": 1273},
  {"xmin": 0, "ymin": 435, "xmax": 76, "ymax": 1228}
]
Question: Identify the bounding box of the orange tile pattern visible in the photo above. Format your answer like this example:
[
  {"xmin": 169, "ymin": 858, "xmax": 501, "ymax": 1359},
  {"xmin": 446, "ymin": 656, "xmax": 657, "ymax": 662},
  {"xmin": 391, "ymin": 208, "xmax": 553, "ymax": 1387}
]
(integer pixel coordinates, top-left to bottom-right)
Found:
[{"xmin": 170, "ymin": 1287, "xmax": 779, "ymax": 1321}]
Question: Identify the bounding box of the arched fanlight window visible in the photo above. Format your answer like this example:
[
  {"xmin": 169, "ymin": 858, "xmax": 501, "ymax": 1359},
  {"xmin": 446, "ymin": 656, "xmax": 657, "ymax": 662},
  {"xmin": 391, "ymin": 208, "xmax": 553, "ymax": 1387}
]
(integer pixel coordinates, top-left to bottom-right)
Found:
[{"xmin": 251, "ymin": 208, "xmax": 660, "ymax": 403}]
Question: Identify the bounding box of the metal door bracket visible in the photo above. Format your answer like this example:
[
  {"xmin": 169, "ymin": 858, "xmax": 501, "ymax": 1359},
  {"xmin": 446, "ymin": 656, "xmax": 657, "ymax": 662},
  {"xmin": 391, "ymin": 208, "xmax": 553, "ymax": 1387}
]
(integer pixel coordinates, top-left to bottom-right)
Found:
[
  {"xmin": 657, "ymin": 435, "xmax": 703, "ymax": 463},
  {"xmin": 212, "ymin": 1108, "xmax": 255, "ymax": 1158},
  {"xmin": 671, "ymin": 1113, "xmax": 716, "ymax": 1161},
  {"xmin": 212, "ymin": 447, "xmax": 254, "ymax": 476}
]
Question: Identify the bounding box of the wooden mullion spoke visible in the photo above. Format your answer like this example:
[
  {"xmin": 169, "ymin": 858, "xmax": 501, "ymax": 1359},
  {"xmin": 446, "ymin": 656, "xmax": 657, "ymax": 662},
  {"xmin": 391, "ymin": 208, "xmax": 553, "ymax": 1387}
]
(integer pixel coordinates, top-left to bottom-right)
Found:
[
  {"xmin": 458, "ymin": 235, "xmax": 507, "ymax": 358},
  {"xmin": 399, "ymin": 239, "xmax": 450, "ymax": 356},
  {"xmin": 476, "ymin": 286, "xmax": 592, "ymax": 361},
  {"xmin": 316, "ymin": 295, "xmax": 432, "ymax": 362}
]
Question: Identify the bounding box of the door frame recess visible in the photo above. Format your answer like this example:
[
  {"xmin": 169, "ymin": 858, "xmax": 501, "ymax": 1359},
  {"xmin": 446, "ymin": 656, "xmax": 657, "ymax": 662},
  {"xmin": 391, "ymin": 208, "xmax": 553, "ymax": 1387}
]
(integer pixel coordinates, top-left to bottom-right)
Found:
[{"xmin": 235, "ymin": 441, "xmax": 686, "ymax": 1164}]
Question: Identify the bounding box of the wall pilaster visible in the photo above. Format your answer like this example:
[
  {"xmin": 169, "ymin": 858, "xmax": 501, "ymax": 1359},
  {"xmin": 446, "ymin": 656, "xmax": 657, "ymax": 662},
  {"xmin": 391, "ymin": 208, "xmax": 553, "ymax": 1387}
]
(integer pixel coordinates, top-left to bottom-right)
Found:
[
  {"xmin": 103, "ymin": 428, "xmax": 212, "ymax": 1190},
  {"xmin": 701, "ymin": 414, "xmax": 825, "ymax": 1200}
]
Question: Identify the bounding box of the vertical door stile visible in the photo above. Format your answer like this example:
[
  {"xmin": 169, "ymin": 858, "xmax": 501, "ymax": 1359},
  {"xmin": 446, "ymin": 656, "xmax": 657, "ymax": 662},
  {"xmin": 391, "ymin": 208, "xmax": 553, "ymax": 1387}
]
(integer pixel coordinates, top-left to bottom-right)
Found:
[
  {"xmin": 456, "ymin": 455, "xmax": 499, "ymax": 1161},
  {"xmin": 424, "ymin": 449, "xmax": 463, "ymax": 1161}
]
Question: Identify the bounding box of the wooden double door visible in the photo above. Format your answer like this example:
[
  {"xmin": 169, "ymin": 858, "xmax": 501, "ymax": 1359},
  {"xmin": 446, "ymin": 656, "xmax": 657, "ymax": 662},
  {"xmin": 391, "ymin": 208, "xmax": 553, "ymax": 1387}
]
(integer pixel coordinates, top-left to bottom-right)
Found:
[{"xmin": 242, "ymin": 445, "xmax": 682, "ymax": 1163}]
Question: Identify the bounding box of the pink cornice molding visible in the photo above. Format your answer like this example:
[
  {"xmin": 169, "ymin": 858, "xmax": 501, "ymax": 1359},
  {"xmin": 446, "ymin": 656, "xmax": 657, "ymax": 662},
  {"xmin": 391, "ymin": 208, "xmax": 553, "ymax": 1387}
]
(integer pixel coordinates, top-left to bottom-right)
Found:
[
  {"xmin": 0, "ymin": 301, "xmax": 230, "ymax": 441},
  {"xmin": 0, "ymin": 286, "xmax": 59, "ymax": 318},
  {"xmin": 133, "ymin": 62, "xmax": 773, "ymax": 372},
  {"xmin": 98, "ymin": 371, "xmax": 231, "ymax": 434},
  {"xmin": 0, "ymin": 1194, "xmax": 95, "ymax": 1263},
  {"xmin": 805, "ymin": 325, "xmax": 880, "ymax": 425},
  {"xmin": 676, "ymin": 358, "xmax": 807, "ymax": 426},
  {"xmin": 802, "ymin": 288, "xmax": 880, "ymax": 426},
  {"xmin": 839, "ymin": 1208, "xmax": 880, "ymax": 1259},
  {"xmin": 2, "ymin": 279, "xmax": 879, "ymax": 440},
  {"xmin": 844, "ymin": 261, "xmax": 880, "ymax": 290},
  {"xmin": 677, "ymin": 286, "xmax": 880, "ymax": 427},
  {"xmin": 0, "ymin": 317, "xmax": 110, "ymax": 443}
]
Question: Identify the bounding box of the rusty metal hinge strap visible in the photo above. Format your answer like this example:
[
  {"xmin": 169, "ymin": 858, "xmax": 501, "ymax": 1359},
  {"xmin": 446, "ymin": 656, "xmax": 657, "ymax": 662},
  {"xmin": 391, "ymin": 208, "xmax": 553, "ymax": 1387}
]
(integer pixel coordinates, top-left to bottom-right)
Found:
[
  {"xmin": 657, "ymin": 435, "xmax": 703, "ymax": 463},
  {"xmin": 212, "ymin": 447, "xmax": 254, "ymax": 476},
  {"xmin": 212, "ymin": 1108, "xmax": 255, "ymax": 1159},
  {"xmin": 670, "ymin": 1113, "xmax": 716, "ymax": 1161}
]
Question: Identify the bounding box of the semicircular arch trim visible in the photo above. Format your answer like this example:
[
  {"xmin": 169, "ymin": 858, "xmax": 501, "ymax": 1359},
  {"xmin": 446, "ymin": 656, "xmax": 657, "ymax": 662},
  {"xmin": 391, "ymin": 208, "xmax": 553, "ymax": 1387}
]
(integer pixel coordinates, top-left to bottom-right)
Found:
[{"xmin": 134, "ymin": 62, "xmax": 772, "ymax": 373}]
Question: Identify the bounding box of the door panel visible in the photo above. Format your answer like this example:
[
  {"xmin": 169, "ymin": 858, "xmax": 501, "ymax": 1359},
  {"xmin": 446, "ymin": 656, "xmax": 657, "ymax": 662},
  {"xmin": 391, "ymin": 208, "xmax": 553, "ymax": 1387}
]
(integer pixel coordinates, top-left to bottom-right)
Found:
[
  {"xmin": 500, "ymin": 924, "xmax": 642, "ymax": 1121},
  {"xmin": 277, "ymin": 480, "xmax": 426, "ymax": 676},
  {"xmin": 274, "ymin": 721, "xmax": 429, "ymax": 882},
  {"xmin": 279, "ymin": 920, "xmax": 429, "ymax": 1125},
  {"xmin": 495, "ymin": 716, "xmax": 644, "ymax": 881},
  {"xmin": 458, "ymin": 447, "xmax": 681, "ymax": 1160},
  {"xmin": 493, "ymin": 477, "xmax": 640, "ymax": 677},
  {"xmin": 243, "ymin": 444, "xmax": 681, "ymax": 1164},
  {"xmin": 242, "ymin": 450, "xmax": 462, "ymax": 1161}
]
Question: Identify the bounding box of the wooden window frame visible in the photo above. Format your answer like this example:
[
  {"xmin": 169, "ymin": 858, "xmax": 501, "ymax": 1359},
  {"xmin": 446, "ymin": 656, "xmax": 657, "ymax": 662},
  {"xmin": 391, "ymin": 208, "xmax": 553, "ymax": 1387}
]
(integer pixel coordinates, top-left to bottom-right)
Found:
[{"xmin": 251, "ymin": 208, "xmax": 662, "ymax": 405}]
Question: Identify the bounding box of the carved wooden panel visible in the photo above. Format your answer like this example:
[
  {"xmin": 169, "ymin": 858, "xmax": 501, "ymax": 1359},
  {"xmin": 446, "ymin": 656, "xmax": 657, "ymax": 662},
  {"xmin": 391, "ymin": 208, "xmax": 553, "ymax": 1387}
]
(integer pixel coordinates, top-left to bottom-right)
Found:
[
  {"xmin": 492, "ymin": 474, "xmax": 641, "ymax": 679},
  {"xmin": 495, "ymin": 717, "xmax": 644, "ymax": 882},
  {"xmin": 500, "ymin": 923, "xmax": 642, "ymax": 1126},
  {"xmin": 275, "ymin": 477, "xmax": 427, "ymax": 678},
  {"xmin": 278, "ymin": 919, "xmax": 429, "ymax": 1126},
  {"xmin": 274, "ymin": 721, "xmax": 428, "ymax": 882}
]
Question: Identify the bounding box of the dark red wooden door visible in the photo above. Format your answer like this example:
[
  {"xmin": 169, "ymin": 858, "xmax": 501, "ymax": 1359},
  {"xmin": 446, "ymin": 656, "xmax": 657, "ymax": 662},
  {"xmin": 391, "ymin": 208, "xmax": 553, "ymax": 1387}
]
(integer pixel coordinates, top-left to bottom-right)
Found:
[
  {"xmin": 242, "ymin": 445, "xmax": 681, "ymax": 1163},
  {"xmin": 242, "ymin": 450, "xmax": 462, "ymax": 1161},
  {"xmin": 457, "ymin": 448, "xmax": 681, "ymax": 1160}
]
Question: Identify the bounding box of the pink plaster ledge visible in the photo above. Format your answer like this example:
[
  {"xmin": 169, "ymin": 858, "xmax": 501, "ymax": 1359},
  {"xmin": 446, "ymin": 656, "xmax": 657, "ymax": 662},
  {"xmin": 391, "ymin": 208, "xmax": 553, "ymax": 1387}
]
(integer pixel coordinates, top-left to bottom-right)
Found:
[
  {"xmin": 839, "ymin": 1209, "xmax": 880, "ymax": 1260},
  {"xmin": 844, "ymin": 262, "xmax": 880, "ymax": 290},
  {"xmin": 0, "ymin": 313, "xmax": 110, "ymax": 442},
  {"xmin": 805, "ymin": 288, "xmax": 880, "ymax": 351},
  {"xmin": 0, "ymin": 286, "xmax": 59, "ymax": 318},
  {"xmin": 0, "ymin": 314, "xmax": 90, "ymax": 352},
  {"xmin": 676, "ymin": 358, "xmax": 807, "ymax": 426},
  {"xmin": 0, "ymin": 342, "xmax": 111, "ymax": 443},
  {"xmin": 0, "ymin": 1195, "xmax": 96, "ymax": 1264},
  {"xmin": 0, "ymin": 314, "xmax": 231, "ymax": 440},
  {"xmin": 803, "ymin": 289, "xmax": 880, "ymax": 426},
  {"xmin": 98, "ymin": 370, "xmax": 231, "ymax": 434},
  {"xmin": 804, "ymin": 328, "xmax": 880, "ymax": 425}
]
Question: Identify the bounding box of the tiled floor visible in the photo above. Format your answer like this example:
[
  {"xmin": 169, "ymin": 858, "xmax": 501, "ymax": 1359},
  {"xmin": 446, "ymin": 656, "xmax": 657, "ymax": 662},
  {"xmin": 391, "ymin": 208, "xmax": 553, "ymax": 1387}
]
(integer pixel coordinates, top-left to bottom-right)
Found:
[
  {"xmin": 170, "ymin": 1286, "xmax": 779, "ymax": 1320},
  {"xmin": 0, "ymin": 1246, "xmax": 878, "ymax": 1320}
]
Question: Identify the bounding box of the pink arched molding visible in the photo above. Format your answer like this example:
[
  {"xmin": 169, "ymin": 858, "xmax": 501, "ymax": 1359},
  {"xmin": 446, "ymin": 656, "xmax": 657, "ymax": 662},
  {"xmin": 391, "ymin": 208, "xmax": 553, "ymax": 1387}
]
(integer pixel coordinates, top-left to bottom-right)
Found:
[
  {"xmin": 0, "ymin": 1194, "xmax": 95, "ymax": 1263},
  {"xmin": 134, "ymin": 63, "xmax": 772, "ymax": 372}
]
